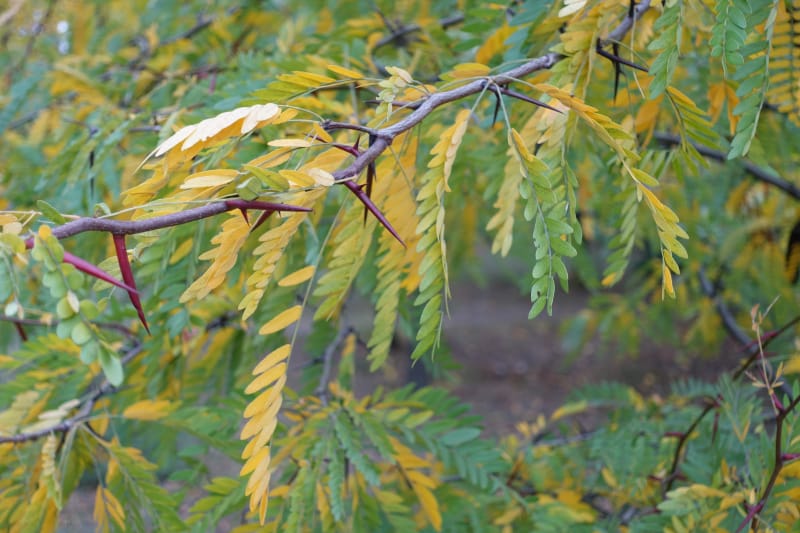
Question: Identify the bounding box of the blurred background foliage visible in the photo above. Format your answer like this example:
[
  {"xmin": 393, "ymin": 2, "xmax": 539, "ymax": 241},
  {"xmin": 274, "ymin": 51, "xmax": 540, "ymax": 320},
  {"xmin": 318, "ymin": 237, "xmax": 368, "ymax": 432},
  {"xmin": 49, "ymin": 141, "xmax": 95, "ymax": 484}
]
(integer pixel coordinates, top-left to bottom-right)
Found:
[{"xmin": 2, "ymin": 0, "xmax": 800, "ymax": 532}]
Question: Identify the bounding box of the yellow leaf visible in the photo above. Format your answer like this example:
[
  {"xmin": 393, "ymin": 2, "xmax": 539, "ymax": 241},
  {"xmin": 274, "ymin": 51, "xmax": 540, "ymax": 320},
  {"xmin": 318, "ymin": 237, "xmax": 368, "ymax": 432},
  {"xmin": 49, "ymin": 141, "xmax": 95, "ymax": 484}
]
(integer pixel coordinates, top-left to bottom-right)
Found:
[
  {"xmin": 122, "ymin": 399, "xmax": 175, "ymax": 421},
  {"xmin": 243, "ymin": 375, "xmax": 286, "ymax": 418},
  {"xmin": 327, "ymin": 64, "xmax": 365, "ymax": 79},
  {"xmin": 241, "ymin": 103, "xmax": 281, "ymax": 134},
  {"xmin": 151, "ymin": 104, "xmax": 280, "ymax": 159},
  {"xmin": 244, "ymin": 363, "xmax": 286, "ymax": 394},
  {"xmin": 277, "ymin": 266, "xmax": 316, "ymax": 287},
  {"xmin": 240, "ymin": 446, "xmax": 271, "ymax": 476},
  {"xmin": 180, "ymin": 169, "xmax": 239, "ymax": 189},
  {"xmin": 601, "ymin": 467, "xmax": 617, "ymax": 488},
  {"xmin": 259, "ymin": 305, "xmax": 303, "ymax": 335},
  {"xmin": 444, "ymin": 62, "xmax": 491, "ymax": 80},
  {"xmin": 475, "ymin": 23, "xmax": 514, "ymax": 64},
  {"xmin": 386, "ymin": 65, "xmax": 414, "ymax": 84},
  {"xmin": 494, "ymin": 505, "xmax": 522, "ymax": 525},
  {"xmin": 312, "ymin": 122, "xmax": 333, "ymax": 143},
  {"xmin": 406, "ymin": 470, "xmax": 438, "ymax": 490},
  {"xmin": 559, "ymin": 0, "xmax": 588, "ymax": 17},
  {"xmin": 550, "ymin": 400, "xmax": 588, "ymax": 421},
  {"xmin": 252, "ymin": 344, "xmax": 292, "ymax": 375},
  {"xmin": 267, "ymin": 139, "xmax": 312, "ymax": 148},
  {"xmin": 278, "ymin": 169, "xmax": 316, "ymax": 188},
  {"xmin": 169, "ymin": 239, "xmax": 194, "ymax": 265},
  {"xmin": 413, "ymin": 484, "xmax": 442, "ymax": 532},
  {"xmin": 307, "ymin": 167, "xmax": 335, "ymax": 186},
  {"xmin": 662, "ymin": 264, "xmax": 675, "ymax": 298}
]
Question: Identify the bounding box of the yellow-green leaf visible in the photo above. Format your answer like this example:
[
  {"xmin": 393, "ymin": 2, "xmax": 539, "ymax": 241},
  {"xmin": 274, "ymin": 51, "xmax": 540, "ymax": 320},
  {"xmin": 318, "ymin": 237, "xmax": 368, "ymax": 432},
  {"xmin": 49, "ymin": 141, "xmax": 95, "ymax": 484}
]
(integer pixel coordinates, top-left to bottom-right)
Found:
[{"xmin": 259, "ymin": 305, "xmax": 303, "ymax": 335}]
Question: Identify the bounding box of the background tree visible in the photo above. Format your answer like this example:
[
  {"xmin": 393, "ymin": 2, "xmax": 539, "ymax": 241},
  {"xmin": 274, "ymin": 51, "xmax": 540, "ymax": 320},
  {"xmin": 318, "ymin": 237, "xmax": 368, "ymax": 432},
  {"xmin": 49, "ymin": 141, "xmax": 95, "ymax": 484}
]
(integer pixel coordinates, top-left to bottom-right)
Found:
[{"xmin": 2, "ymin": 0, "xmax": 800, "ymax": 531}]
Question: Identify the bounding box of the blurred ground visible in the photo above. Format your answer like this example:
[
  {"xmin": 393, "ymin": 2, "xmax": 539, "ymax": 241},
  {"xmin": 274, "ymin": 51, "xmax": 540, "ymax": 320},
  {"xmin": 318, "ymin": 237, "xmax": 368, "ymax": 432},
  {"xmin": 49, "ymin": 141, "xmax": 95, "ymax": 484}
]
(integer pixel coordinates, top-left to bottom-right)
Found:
[{"xmin": 354, "ymin": 273, "xmax": 727, "ymax": 435}]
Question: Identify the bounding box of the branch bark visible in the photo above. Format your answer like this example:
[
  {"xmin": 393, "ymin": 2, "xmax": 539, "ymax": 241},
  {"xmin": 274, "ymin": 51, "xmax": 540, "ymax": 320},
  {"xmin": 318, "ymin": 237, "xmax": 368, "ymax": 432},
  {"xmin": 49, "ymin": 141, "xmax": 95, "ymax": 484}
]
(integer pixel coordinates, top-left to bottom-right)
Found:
[
  {"xmin": 654, "ymin": 132, "xmax": 800, "ymax": 201},
  {"xmin": 0, "ymin": 343, "xmax": 144, "ymax": 445}
]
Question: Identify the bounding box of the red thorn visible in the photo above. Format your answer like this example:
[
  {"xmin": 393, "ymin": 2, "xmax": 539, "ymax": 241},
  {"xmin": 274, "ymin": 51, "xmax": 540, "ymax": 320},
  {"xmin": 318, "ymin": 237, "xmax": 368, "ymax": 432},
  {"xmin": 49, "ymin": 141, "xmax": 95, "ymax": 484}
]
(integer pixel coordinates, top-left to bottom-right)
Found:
[
  {"xmin": 364, "ymin": 161, "xmax": 376, "ymax": 224},
  {"xmin": 238, "ymin": 208, "xmax": 249, "ymax": 223},
  {"xmin": 26, "ymin": 238, "xmax": 138, "ymax": 295},
  {"xmin": 781, "ymin": 453, "xmax": 800, "ymax": 462},
  {"xmin": 663, "ymin": 431, "xmax": 684, "ymax": 438},
  {"xmin": 14, "ymin": 322, "xmax": 28, "ymax": 342},
  {"xmin": 711, "ymin": 410, "xmax": 720, "ymax": 444},
  {"xmin": 331, "ymin": 143, "xmax": 361, "ymax": 157},
  {"xmin": 113, "ymin": 234, "xmax": 149, "ymax": 334},
  {"xmin": 771, "ymin": 393, "xmax": 784, "ymax": 412},
  {"xmin": 252, "ymin": 210, "xmax": 274, "ymax": 231},
  {"xmin": 63, "ymin": 251, "xmax": 138, "ymax": 294},
  {"xmin": 342, "ymin": 180, "xmax": 405, "ymax": 246}
]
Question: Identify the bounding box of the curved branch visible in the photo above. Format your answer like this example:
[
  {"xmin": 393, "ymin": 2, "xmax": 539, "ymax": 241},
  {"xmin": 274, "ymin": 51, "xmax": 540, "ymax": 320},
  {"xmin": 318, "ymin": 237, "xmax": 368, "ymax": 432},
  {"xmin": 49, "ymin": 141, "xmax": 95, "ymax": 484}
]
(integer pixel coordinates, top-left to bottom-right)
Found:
[
  {"xmin": 45, "ymin": 199, "xmax": 309, "ymax": 241},
  {"xmin": 0, "ymin": 343, "xmax": 144, "ymax": 445},
  {"xmin": 654, "ymin": 132, "xmax": 800, "ymax": 201},
  {"xmin": 334, "ymin": 0, "xmax": 652, "ymax": 182}
]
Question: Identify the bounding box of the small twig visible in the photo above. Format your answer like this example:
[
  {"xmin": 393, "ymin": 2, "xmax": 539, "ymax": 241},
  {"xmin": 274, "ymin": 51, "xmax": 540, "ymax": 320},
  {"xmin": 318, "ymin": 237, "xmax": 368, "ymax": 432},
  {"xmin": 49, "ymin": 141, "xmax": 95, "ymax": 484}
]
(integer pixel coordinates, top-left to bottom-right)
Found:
[
  {"xmin": 0, "ymin": 343, "xmax": 144, "ymax": 444},
  {"xmin": 654, "ymin": 132, "xmax": 800, "ymax": 201},
  {"xmin": 736, "ymin": 392, "xmax": 800, "ymax": 532},
  {"xmin": 663, "ymin": 399, "xmax": 718, "ymax": 493},
  {"xmin": 335, "ymin": 2, "xmax": 652, "ymax": 183},
  {"xmin": 662, "ymin": 281, "xmax": 800, "ymax": 495},
  {"xmin": 161, "ymin": 7, "xmax": 240, "ymax": 46},
  {"xmin": 315, "ymin": 326, "xmax": 354, "ymax": 404},
  {"xmin": 321, "ymin": 120, "xmax": 386, "ymax": 138}
]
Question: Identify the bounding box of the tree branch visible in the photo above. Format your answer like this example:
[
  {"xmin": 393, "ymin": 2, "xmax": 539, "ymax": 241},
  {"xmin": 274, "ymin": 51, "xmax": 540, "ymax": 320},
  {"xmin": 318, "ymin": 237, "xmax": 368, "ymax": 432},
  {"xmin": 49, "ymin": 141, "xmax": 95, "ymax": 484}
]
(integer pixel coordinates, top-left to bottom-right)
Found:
[
  {"xmin": 333, "ymin": 0, "xmax": 652, "ymax": 183},
  {"xmin": 0, "ymin": 343, "xmax": 144, "ymax": 445},
  {"xmin": 42, "ymin": 199, "xmax": 309, "ymax": 241},
  {"xmin": 654, "ymin": 132, "xmax": 800, "ymax": 201},
  {"xmin": 315, "ymin": 326, "xmax": 354, "ymax": 405}
]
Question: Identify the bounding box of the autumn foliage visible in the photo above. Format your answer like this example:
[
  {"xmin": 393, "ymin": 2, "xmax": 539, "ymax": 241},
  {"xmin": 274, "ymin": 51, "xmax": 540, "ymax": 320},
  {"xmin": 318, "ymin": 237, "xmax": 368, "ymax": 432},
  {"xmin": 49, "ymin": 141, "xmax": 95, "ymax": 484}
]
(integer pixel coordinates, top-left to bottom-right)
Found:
[{"xmin": 2, "ymin": 1, "xmax": 800, "ymax": 532}]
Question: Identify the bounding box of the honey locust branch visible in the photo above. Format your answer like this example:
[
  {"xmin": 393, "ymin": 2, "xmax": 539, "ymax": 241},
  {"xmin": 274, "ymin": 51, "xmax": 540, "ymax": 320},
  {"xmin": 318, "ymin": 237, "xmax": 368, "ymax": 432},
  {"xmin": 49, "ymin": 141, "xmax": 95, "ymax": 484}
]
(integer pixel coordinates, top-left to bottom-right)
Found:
[
  {"xmin": 329, "ymin": 0, "xmax": 652, "ymax": 183},
  {"xmin": 41, "ymin": 199, "xmax": 310, "ymax": 241},
  {"xmin": 654, "ymin": 132, "xmax": 800, "ymax": 201},
  {"xmin": 0, "ymin": 343, "xmax": 144, "ymax": 445},
  {"xmin": 28, "ymin": 2, "xmax": 651, "ymax": 246}
]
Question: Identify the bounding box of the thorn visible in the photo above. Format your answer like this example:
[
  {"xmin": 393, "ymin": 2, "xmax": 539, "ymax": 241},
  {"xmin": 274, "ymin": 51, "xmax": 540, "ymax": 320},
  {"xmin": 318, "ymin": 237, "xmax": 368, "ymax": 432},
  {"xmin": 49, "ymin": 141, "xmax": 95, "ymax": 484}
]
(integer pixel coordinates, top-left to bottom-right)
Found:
[
  {"xmin": 663, "ymin": 431, "xmax": 684, "ymax": 438},
  {"xmin": 331, "ymin": 143, "xmax": 361, "ymax": 157},
  {"xmin": 498, "ymin": 87, "xmax": 562, "ymax": 113},
  {"xmin": 252, "ymin": 210, "xmax": 274, "ymax": 231},
  {"xmin": 113, "ymin": 234, "xmax": 150, "ymax": 334},
  {"xmin": 491, "ymin": 82, "xmax": 505, "ymax": 126},
  {"xmin": 63, "ymin": 251, "xmax": 139, "ymax": 294},
  {"xmin": 595, "ymin": 43, "xmax": 649, "ymax": 73},
  {"xmin": 364, "ymin": 134, "xmax": 377, "ymax": 223},
  {"xmin": 771, "ymin": 392, "xmax": 785, "ymax": 412},
  {"xmin": 238, "ymin": 208, "xmax": 249, "ymax": 223},
  {"xmin": 25, "ymin": 237, "xmax": 138, "ymax": 294},
  {"xmin": 14, "ymin": 322, "xmax": 28, "ymax": 342},
  {"xmin": 343, "ymin": 180, "xmax": 404, "ymax": 246}
]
